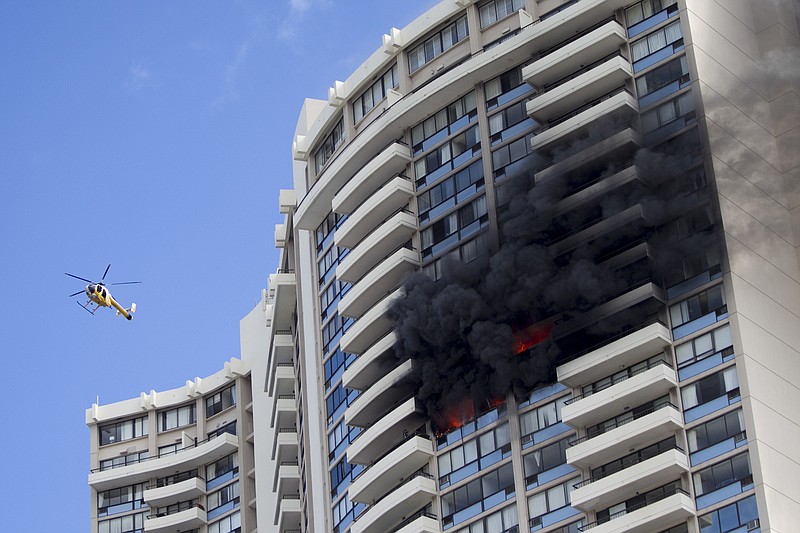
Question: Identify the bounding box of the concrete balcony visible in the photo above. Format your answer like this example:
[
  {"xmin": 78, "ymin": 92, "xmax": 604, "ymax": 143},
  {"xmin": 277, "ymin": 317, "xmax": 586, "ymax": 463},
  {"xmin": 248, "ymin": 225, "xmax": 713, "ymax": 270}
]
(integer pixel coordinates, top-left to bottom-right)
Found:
[
  {"xmin": 394, "ymin": 514, "xmax": 442, "ymax": 533},
  {"xmin": 332, "ymin": 142, "xmax": 412, "ymax": 216},
  {"xmin": 335, "ymin": 176, "xmax": 414, "ymax": 249},
  {"xmin": 567, "ymin": 404, "xmax": 683, "ymax": 469},
  {"xmin": 350, "ymin": 474, "xmax": 437, "ymax": 533},
  {"xmin": 349, "ymin": 435, "xmax": 434, "ymax": 503},
  {"xmin": 562, "ymin": 362, "xmax": 678, "ymax": 428},
  {"xmin": 531, "ymin": 90, "xmax": 638, "ymax": 152},
  {"xmin": 553, "ymin": 165, "xmax": 641, "ymax": 217},
  {"xmin": 276, "ymin": 495, "xmax": 301, "ymax": 532},
  {"xmin": 557, "ymin": 323, "xmax": 672, "ymax": 388},
  {"xmin": 270, "ymin": 331, "xmax": 293, "ymax": 372},
  {"xmin": 581, "ymin": 489, "xmax": 695, "ymax": 533},
  {"xmin": 336, "ymin": 212, "xmax": 416, "ymax": 284},
  {"xmin": 271, "ymin": 394, "xmax": 297, "ymax": 429},
  {"xmin": 340, "ymin": 289, "xmax": 402, "ymax": 355},
  {"xmin": 274, "ymin": 461, "xmax": 300, "ymax": 500},
  {"xmin": 143, "ymin": 476, "xmax": 205, "ymax": 508},
  {"xmin": 527, "ymin": 55, "xmax": 632, "ymax": 123},
  {"xmin": 144, "ymin": 505, "xmax": 206, "ymax": 533},
  {"xmin": 549, "ymin": 203, "xmax": 645, "ymax": 256},
  {"xmin": 570, "ymin": 447, "xmax": 689, "ymax": 511},
  {"xmin": 89, "ymin": 433, "xmax": 238, "ymax": 492},
  {"xmin": 273, "ymin": 428, "xmax": 298, "ymax": 462},
  {"xmin": 534, "ymin": 128, "xmax": 640, "ymax": 185},
  {"xmin": 269, "ymin": 363, "xmax": 295, "ymax": 397},
  {"xmin": 346, "ymin": 359, "xmax": 415, "ymax": 427},
  {"xmin": 343, "ymin": 331, "xmax": 398, "ymax": 391},
  {"xmin": 348, "ymin": 398, "xmax": 425, "ymax": 466},
  {"xmin": 339, "ymin": 247, "xmax": 419, "ymax": 319},
  {"xmin": 268, "ymin": 271, "xmax": 296, "ymax": 331},
  {"xmin": 523, "ymin": 19, "xmax": 626, "ymax": 89}
]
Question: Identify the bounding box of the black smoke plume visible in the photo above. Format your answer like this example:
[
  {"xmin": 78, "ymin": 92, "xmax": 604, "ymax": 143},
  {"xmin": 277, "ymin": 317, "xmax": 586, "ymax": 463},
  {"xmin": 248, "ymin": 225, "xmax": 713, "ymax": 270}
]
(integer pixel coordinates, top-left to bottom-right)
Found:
[{"xmin": 390, "ymin": 122, "xmax": 715, "ymax": 432}]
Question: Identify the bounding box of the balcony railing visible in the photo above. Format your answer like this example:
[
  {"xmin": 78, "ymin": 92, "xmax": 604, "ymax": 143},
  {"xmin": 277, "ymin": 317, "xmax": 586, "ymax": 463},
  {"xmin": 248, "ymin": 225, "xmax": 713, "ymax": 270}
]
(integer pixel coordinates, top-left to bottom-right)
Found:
[
  {"xmin": 569, "ymin": 401, "xmax": 678, "ymax": 446},
  {"xmin": 579, "ymin": 487, "xmax": 690, "ymax": 530},
  {"xmin": 565, "ymin": 359, "xmax": 673, "ymax": 405},
  {"xmin": 572, "ymin": 442, "xmax": 684, "ymax": 489}
]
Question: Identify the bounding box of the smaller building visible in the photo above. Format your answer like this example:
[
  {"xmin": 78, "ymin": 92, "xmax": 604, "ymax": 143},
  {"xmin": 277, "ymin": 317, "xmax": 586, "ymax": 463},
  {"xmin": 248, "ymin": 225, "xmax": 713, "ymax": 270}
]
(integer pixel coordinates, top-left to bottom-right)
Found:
[{"xmin": 86, "ymin": 358, "xmax": 255, "ymax": 533}]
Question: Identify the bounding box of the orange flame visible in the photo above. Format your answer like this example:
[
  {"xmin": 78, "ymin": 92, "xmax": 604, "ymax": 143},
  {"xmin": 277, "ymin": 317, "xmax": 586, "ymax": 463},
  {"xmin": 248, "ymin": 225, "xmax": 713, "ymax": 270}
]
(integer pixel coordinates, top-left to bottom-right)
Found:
[{"xmin": 513, "ymin": 322, "xmax": 554, "ymax": 354}]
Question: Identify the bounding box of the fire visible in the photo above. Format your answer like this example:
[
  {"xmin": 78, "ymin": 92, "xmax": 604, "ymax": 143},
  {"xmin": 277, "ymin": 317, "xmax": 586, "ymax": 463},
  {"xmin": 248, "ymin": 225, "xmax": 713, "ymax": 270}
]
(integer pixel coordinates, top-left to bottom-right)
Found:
[
  {"xmin": 513, "ymin": 321, "xmax": 554, "ymax": 354},
  {"xmin": 433, "ymin": 396, "xmax": 506, "ymax": 437}
]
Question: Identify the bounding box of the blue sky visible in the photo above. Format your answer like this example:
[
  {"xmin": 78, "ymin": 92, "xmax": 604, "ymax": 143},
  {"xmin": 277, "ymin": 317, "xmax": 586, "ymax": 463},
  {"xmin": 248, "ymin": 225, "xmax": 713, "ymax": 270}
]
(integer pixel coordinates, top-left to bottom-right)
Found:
[{"xmin": 0, "ymin": 1, "xmax": 435, "ymax": 529}]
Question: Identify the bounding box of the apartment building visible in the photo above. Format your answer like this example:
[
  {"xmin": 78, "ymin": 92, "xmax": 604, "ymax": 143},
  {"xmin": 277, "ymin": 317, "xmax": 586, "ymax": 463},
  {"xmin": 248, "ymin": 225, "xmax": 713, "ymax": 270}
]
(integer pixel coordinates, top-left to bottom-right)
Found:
[
  {"xmin": 259, "ymin": 1, "xmax": 799, "ymax": 533},
  {"xmin": 88, "ymin": 1, "xmax": 799, "ymax": 532},
  {"xmin": 86, "ymin": 359, "xmax": 256, "ymax": 533}
]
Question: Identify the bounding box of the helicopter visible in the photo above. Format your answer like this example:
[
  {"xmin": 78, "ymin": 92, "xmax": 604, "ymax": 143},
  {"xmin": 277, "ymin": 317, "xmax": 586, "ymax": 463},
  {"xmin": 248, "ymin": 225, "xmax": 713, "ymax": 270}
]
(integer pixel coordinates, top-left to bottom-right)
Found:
[{"xmin": 66, "ymin": 264, "xmax": 140, "ymax": 320}]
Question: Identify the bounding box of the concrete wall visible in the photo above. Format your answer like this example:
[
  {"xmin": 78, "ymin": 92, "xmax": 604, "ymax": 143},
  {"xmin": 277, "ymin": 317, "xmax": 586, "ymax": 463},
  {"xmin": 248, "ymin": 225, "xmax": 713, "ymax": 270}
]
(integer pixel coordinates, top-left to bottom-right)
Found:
[{"xmin": 685, "ymin": 0, "xmax": 800, "ymax": 530}]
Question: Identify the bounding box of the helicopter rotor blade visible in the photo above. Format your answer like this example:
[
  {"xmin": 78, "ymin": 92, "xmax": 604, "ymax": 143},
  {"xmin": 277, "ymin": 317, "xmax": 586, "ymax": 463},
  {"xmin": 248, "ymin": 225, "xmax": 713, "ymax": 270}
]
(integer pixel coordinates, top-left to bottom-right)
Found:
[
  {"xmin": 65, "ymin": 272, "xmax": 94, "ymax": 284},
  {"xmin": 69, "ymin": 290, "xmax": 85, "ymax": 297},
  {"xmin": 109, "ymin": 281, "xmax": 142, "ymax": 286},
  {"xmin": 101, "ymin": 264, "xmax": 111, "ymax": 281}
]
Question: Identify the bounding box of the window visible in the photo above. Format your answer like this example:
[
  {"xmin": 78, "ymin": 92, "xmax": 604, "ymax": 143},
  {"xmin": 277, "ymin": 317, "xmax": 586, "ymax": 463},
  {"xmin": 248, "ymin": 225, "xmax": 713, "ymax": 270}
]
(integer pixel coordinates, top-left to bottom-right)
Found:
[
  {"xmin": 208, "ymin": 510, "xmax": 241, "ymax": 533},
  {"xmin": 688, "ymin": 409, "xmax": 745, "ymax": 454},
  {"xmin": 316, "ymin": 211, "xmax": 344, "ymax": 252},
  {"xmin": 98, "ymin": 512, "xmax": 146, "ymax": 533},
  {"xmin": 414, "ymin": 124, "xmax": 480, "ymax": 184},
  {"xmin": 485, "ymin": 64, "xmax": 530, "ymax": 110},
  {"xmin": 159, "ymin": 403, "xmax": 196, "ymax": 431},
  {"xmin": 328, "ymin": 418, "xmax": 361, "ymax": 462},
  {"xmin": 669, "ymin": 285, "xmax": 726, "ymax": 329},
  {"xmin": 99, "ymin": 416, "xmax": 148, "ymax": 446},
  {"xmin": 699, "ymin": 494, "xmax": 759, "ymax": 533},
  {"xmin": 624, "ymin": 0, "xmax": 678, "ymax": 27},
  {"xmin": 314, "ymin": 118, "xmax": 345, "ymax": 173},
  {"xmin": 586, "ymin": 396, "xmax": 671, "ymax": 439},
  {"xmin": 206, "ymin": 384, "xmax": 236, "ymax": 418},
  {"xmin": 693, "ymin": 453, "xmax": 752, "ymax": 497},
  {"xmin": 439, "ymin": 423, "xmax": 511, "ymax": 487},
  {"xmin": 208, "ymin": 421, "xmax": 237, "ymax": 440},
  {"xmin": 527, "ymin": 477, "xmax": 579, "ymax": 527},
  {"xmin": 479, "ymin": 0, "xmax": 525, "ymax": 28},
  {"xmin": 675, "ymin": 324, "xmax": 733, "ymax": 368},
  {"xmin": 420, "ymin": 195, "xmax": 488, "ymax": 257},
  {"xmin": 206, "ymin": 453, "xmax": 239, "ymax": 487},
  {"xmin": 412, "ymin": 91, "xmax": 478, "ymax": 155},
  {"xmin": 330, "ymin": 456, "xmax": 362, "ymax": 498},
  {"xmin": 100, "ymin": 450, "xmax": 148, "ymax": 471},
  {"xmin": 631, "ymin": 20, "xmax": 682, "ymax": 62},
  {"xmin": 353, "ymin": 63, "xmax": 399, "ymax": 122},
  {"xmin": 455, "ymin": 504, "xmax": 518, "ymax": 533},
  {"xmin": 488, "ymin": 100, "xmax": 535, "ymax": 145},
  {"xmin": 491, "ymin": 132, "xmax": 534, "ymax": 179},
  {"xmin": 441, "ymin": 463, "xmax": 515, "ymax": 527},
  {"xmin": 636, "ymin": 56, "xmax": 688, "ymax": 99},
  {"xmin": 409, "ymin": 15, "xmax": 469, "ymax": 73},
  {"xmin": 641, "ymin": 91, "xmax": 695, "ymax": 133},
  {"xmin": 681, "ymin": 366, "xmax": 738, "ymax": 410},
  {"xmin": 523, "ymin": 437, "xmax": 570, "ymax": 487},
  {"xmin": 97, "ymin": 483, "xmax": 146, "ymax": 516},
  {"xmin": 207, "ymin": 481, "xmax": 240, "ymax": 519},
  {"xmin": 519, "ymin": 398, "xmax": 564, "ymax": 440}
]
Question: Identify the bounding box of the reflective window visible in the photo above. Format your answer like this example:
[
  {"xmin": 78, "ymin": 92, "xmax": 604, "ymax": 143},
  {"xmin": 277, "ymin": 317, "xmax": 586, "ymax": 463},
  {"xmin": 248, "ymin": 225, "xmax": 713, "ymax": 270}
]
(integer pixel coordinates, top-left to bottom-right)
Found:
[
  {"xmin": 159, "ymin": 403, "xmax": 196, "ymax": 431},
  {"xmin": 206, "ymin": 384, "xmax": 236, "ymax": 418},
  {"xmin": 699, "ymin": 494, "xmax": 759, "ymax": 533},
  {"xmin": 98, "ymin": 512, "xmax": 146, "ymax": 533},
  {"xmin": 353, "ymin": 63, "xmax": 399, "ymax": 123},
  {"xmin": 99, "ymin": 416, "xmax": 148, "ymax": 446},
  {"xmin": 314, "ymin": 118, "xmax": 345, "ymax": 174},
  {"xmin": 97, "ymin": 483, "xmax": 146, "ymax": 516},
  {"xmin": 681, "ymin": 366, "xmax": 738, "ymax": 410},
  {"xmin": 409, "ymin": 15, "xmax": 469, "ymax": 73},
  {"xmin": 479, "ymin": 0, "xmax": 525, "ymax": 28},
  {"xmin": 688, "ymin": 409, "xmax": 745, "ymax": 453},
  {"xmin": 208, "ymin": 510, "xmax": 241, "ymax": 533},
  {"xmin": 625, "ymin": 0, "xmax": 678, "ymax": 27},
  {"xmin": 693, "ymin": 453, "xmax": 751, "ymax": 496},
  {"xmin": 528, "ymin": 477, "xmax": 579, "ymax": 527},
  {"xmin": 631, "ymin": 20, "xmax": 682, "ymax": 62}
]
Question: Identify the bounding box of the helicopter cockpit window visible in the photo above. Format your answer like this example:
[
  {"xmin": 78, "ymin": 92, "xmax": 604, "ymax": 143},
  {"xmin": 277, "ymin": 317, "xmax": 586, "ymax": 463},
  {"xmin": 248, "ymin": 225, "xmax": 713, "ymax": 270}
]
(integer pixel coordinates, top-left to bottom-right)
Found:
[{"xmin": 101, "ymin": 288, "xmax": 107, "ymax": 297}]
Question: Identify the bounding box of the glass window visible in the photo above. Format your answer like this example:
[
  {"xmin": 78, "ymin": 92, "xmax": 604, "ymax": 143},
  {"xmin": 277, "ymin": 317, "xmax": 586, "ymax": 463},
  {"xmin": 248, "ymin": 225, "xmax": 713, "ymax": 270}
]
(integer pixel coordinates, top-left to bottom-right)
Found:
[
  {"xmin": 206, "ymin": 384, "xmax": 236, "ymax": 418},
  {"xmin": 636, "ymin": 56, "xmax": 689, "ymax": 98},
  {"xmin": 409, "ymin": 15, "xmax": 469, "ymax": 73},
  {"xmin": 528, "ymin": 477, "xmax": 579, "ymax": 525},
  {"xmin": 479, "ymin": 0, "xmax": 525, "ymax": 28},
  {"xmin": 159, "ymin": 403, "xmax": 196, "ymax": 432},
  {"xmin": 694, "ymin": 453, "xmax": 751, "ymax": 496},
  {"xmin": 99, "ymin": 416, "xmax": 148, "ymax": 446},
  {"xmin": 208, "ymin": 510, "xmax": 241, "ymax": 533},
  {"xmin": 98, "ymin": 512, "xmax": 146, "ymax": 533},
  {"xmin": 206, "ymin": 453, "xmax": 239, "ymax": 484},
  {"xmin": 625, "ymin": 0, "xmax": 678, "ymax": 27},
  {"xmin": 314, "ymin": 118, "xmax": 345, "ymax": 173},
  {"xmin": 353, "ymin": 63, "xmax": 399, "ymax": 122}
]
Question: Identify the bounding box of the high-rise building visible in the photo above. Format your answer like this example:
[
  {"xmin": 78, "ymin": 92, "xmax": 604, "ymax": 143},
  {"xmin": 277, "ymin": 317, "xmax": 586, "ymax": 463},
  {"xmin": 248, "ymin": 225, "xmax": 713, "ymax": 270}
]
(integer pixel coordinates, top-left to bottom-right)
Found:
[
  {"xmin": 261, "ymin": 1, "xmax": 800, "ymax": 533},
  {"xmin": 86, "ymin": 359, "xmax": 256, "ymax": 533},
  {"xmin": 88, "ymin": 1, "xmax": 800, "ymax": 533}
]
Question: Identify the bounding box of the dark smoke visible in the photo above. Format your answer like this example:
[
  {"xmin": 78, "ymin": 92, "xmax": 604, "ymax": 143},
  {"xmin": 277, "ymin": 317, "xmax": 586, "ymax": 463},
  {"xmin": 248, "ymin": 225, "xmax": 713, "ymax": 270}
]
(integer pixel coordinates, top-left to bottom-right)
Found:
[{"xmin": 390, "ymin": 120, "xmax": 715, "ymax": 429}]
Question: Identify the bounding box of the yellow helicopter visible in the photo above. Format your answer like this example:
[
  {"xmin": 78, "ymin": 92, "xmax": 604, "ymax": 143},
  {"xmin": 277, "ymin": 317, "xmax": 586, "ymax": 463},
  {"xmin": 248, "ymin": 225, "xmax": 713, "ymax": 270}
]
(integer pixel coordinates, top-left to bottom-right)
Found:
[{"xmin": 66, "ymin": 264, "xmax": 140, "ymax": 320}]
